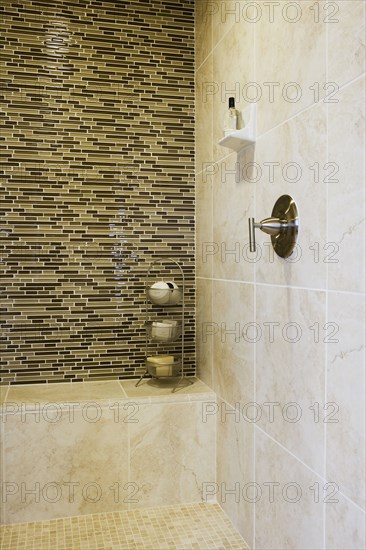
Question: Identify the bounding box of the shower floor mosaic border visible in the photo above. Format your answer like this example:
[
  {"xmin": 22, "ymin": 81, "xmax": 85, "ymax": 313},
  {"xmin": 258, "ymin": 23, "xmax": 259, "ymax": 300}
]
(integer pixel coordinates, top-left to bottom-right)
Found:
[{"xmin": 0, "ymin": 502, "xmax": 248, "ymax": 550}]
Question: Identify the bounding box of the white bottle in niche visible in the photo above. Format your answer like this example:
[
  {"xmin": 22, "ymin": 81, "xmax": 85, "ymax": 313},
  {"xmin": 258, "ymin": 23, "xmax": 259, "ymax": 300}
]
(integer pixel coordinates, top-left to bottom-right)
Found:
[{"xmin": 223, "ymin": 97, "xmax": 239, "ymax": 136}]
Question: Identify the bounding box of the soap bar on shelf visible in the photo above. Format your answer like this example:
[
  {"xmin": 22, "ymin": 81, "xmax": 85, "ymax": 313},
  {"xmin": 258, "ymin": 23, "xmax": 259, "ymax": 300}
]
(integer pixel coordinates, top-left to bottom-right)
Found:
[{"xmin": 146, "ymin": 355, "xmax": 175, "ymax": 365}]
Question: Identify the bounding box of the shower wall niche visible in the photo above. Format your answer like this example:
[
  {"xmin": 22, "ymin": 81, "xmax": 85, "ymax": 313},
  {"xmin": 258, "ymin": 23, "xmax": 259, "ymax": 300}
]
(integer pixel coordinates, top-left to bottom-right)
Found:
[{"xmin": 1, "ymin": 0, "xmax": 195, "ymax": 384}]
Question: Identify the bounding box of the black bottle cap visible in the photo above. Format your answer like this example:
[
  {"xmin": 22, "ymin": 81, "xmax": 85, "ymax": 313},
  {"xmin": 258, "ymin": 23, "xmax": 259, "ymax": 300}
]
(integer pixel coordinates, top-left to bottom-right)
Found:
[{"xmin": 228, "ymin": 97, "xmax": 235, "ymax": 108}]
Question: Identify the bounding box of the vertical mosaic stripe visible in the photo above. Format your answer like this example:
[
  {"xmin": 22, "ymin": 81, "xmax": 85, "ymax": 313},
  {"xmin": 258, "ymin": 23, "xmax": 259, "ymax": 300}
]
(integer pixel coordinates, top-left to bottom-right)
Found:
[{"xmin": 0, "ymin": 0, "xmax": 195, "ymax": 384}]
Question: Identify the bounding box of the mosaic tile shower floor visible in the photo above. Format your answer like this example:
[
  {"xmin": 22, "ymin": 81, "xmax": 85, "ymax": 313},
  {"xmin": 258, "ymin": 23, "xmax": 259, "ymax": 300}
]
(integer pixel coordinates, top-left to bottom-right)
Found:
[{"xmin": 0, "ymin": 503, "xmax": 248, "ymax": 550}]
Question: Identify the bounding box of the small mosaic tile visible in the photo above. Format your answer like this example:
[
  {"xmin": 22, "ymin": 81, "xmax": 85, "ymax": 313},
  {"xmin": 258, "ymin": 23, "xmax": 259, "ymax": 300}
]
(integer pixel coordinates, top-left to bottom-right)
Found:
[{"xmin": 0, "ymin": 503, "xmax": 248, "ymax": 550}]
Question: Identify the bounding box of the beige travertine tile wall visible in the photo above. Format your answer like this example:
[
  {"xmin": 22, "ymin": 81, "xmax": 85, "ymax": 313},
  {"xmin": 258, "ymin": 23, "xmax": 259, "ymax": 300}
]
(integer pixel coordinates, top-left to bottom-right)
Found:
[
  {"xmin": 0, "ymin": 379, "xmax": 216, "ymax": 523},
  {"xmin": 195, "ymin": 1, "xmax": 365, "ymax": 548},
  {"xmin": 1, "ymin": 0, "xmax": 195, "ymax": 384}
]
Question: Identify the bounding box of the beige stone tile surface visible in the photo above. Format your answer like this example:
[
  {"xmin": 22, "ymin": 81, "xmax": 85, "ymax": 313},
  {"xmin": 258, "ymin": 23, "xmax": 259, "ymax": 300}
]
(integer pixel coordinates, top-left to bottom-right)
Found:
[
  {"xmin": 196, "ymin": 278, "xmax": 214, "ymax": 388},
  {"xmin": 328, "ymin": 0, "xmax": 366, "ymax": 86},
  {"xmin": 195, "ymin": 0, "xmax": 213, "ymax": 70},
  {"xmin": 0, "ymin": 502, "xmax": 248, "ymax": 549},
  {"xmin": 5, "ymin": 381, "xmax": 127, "ymax": 405},
  {"xmin": 196, "ymin": 168, "xmax": 213, "ymax": 279},
  {"xmin": 0, "ymin": 386, "xmax": 9, "ymax": 406},
  {"xmin": 196, "ymin": 55, "xmax": 213, "ymax": 173},
  {"xmin": 212, "ymin": 148, "xmax": 255, "ymax": 283},
  {"xmin": 212, "ymin": 280, "xmax": 254, "ymax": 407},
  {"xmin": 129, "ymin": 401, "xmax": 215, "ymax": 508},
  {"xmin": 216, "ymin": 397, "xmax": 254, "ymax": 548},
  {"xmin": 326, "ymin": 492, "xmax": 366, "ymax": 550},
  {"xmin": 3, "ymin": 406, "xmax": 129, "ymax": 523},
  {"xmin": 121, "ymin": 377, "xmax": 214, "ymax": 401},
  {"xmin": 256, "ymin": 0, "xmax": 326, "ymax": 136},
  {"xmin": 328, "ymin": 77, "xmax": 365, "ymax": 293},
  {"xmin": 256, "ymin": 285, "xmax": 326, "ymax": 474},
  {"xmin": 255, "ymin": 429, "xmax": 324, "ymax": 550},
  {"xmin": 327, "ymin": 292, "xmax": 366, "ymax": 509}
]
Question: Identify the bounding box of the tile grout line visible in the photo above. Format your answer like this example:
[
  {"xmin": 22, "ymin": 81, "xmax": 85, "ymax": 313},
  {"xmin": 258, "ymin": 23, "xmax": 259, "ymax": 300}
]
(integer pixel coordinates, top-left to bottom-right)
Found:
[
  {"xmin": 196, "ymin": 276, "xmax": 366, "ymax": 296},
  {"xmin": 323, "ymin": 16, "xmax": 329, "ymax": 550},
  {"xmin": 253, "ymin": 17, "xmax": 257, "ymax": 549},
  {"xmin": 211, "ymin": 0, "xmax": 217, "ymax": 506}
]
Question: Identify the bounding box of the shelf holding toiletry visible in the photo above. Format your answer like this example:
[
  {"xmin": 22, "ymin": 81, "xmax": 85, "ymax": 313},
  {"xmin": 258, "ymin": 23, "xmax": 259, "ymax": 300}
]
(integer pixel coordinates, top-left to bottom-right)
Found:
[
  {"xmin": 146, "ymin": 355, "xmax": 181, "ymax": 378},
  {"xmin": 135, "ymin": 257, "xmax": 193, "ymax": 392},
  {"xmin": 147, "ymin": 281, "xmax": 182, "ymax": 305},
  {"xmin": 145, "ymin": 277, "xmax": 183, "ymax": 378},
  {"xmin": 145, "ymin": 319, "xmax": 182, "ymax": 341},
  {"xmin": 218, "ymin": 102, "xmax": 256, "ymax": 151}
]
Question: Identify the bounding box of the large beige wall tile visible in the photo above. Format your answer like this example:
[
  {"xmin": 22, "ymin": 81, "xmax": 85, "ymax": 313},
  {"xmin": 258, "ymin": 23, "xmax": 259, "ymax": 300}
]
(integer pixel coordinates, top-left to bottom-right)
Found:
[
  {"xmin": 326, "ymin": 493, "xmax": 366, "ymax": 550},
  {"xmin": 212, "ymin": 280, "xmax": 254, "ymax": 407},
  {"xmin": 256, "ymin": 285, "xmax": 326, "ymax": 473},
  {"xmin": 0, "ymin": 386, "xmax": 10, "ymax": 524},
  {"xmin": 328, "ymin": 77, "xmax": 365, "ymax": 293},
  {"xmin": 196, "ymin": 169, "xmax": 213, "ymax": 278},
  {"xmin": 3, "ymin": 407, "xmax": 129, "ymax": 523},
  {"xmin": 196, "ymin": 278, "xmax": 213, "ymax": 388},
  {"xmin": 255, "ymin": 429, "xmax": 324, "ymax": 550},
  {"xmin": 216, "ymin": 397, "xmax": 254, "ymax": 548},
  {"xmin": 129, "ymin": 401, "xmax": 215, "ymax": 508},
  {"xmin": 256, "ymin": 1, "xmax": 326, "ymax": 136},
  {"xmin": 0, "ymin": 416, "xmax": 4, "ymax": 524},
  {"xmin": 212, "ymin": 0, "xmax": 244, "ymax": 47},
  {"xmin": 326, "ymin": 292, "xmax": 365, "ymax": 509},
  {"xmin": 328, "ymin": 0, "xmax": 366, "ymax": 86},
  {"xmin": 212, "ymin": 15, "xmax": 254, "ymax": 162},
  {"xmin": 0, "ymin": 386, "xmax": 9, "ymax": 406},
  {"xmin": 196, "ymin": 55, "xmax": 213, "ymax": 173},
  {"xmin": 255, "ymin": 102, "xmax": 327, "ymax": 289},
  {"xmin": 195, "ymin": 0, "xmax": 212, "ymax": 70},
  {"xmin": 212, "ymin": 148, "xmax": 255, "ymax": 282}
]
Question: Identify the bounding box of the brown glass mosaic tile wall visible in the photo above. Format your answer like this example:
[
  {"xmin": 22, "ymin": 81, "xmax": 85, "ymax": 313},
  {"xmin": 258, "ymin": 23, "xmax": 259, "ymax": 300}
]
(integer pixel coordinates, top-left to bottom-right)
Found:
[{"xmin": 0, "ymin": 0, "xmax": 195, "ymax": 384}]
